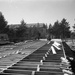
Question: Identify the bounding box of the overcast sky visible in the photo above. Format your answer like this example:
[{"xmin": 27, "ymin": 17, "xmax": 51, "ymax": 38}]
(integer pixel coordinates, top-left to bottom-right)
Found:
[{"xmin": 0, "ymin": 0, "xmax": 75, "ymax": 29}]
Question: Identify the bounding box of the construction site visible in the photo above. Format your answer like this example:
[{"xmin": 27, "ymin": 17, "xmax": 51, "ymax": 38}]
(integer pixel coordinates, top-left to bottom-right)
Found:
[{"xmin": 0, "ymin": 39, "xmax": 75, "ymax": 75}]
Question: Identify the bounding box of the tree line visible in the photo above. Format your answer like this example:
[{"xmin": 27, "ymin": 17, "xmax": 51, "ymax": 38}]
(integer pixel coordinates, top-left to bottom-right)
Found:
[
  {"xmin": 48, "ymin": 19, "xmax": 71, "ymax": 40},
  {"xmin": 0, "ymin": 11, "xmax": 73, "ymax": 42}
]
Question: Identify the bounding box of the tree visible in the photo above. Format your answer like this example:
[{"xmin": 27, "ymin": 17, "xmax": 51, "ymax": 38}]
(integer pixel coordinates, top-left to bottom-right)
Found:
[
  {"xmin": 48, "ymin": 19, "xmax": 71, "ymax": 39},
  {"xmin": 38, "ymin": 23, "xmax": 47, "ymax": 39},
  {"xmin": 20, "ymin": 19, "xmax": 26, "ymax": 26},
  {"xmin": 70, "ymin": 32, "xmax": 75, "ymax": 44},
  {"xmin": 47, "ymin": 24, "xmax": 53, "ymax": 40},
  {"xmin": 72, "ymin": 20, "xmax": 75, "ymax": 43},
  {"xmin": 52, "ymin": 20, "xmax": 60, "ymax": 38},
  {"xmin": 0, "ymin": 12, "xmax": 8, "ymax": 33},
  {"xmin": 31, "ymin": 26, "xmax": 38, "ymax": 40},
  {"xmin": 73, "ymin": 21, "xmax": 75, "ymax": 32},
  {"xmin": 8, "ymin": 28, "xmax": 17, "ymax": 42},
  {"xmin": 3, "ymin": 25, "xmax": 10, "ymax": 34},
  {"xmin": 42, "ymin": 23, "xmax": 47, "ymax": 29},
  {"xmin": 59, "ymin": 18, "xmax": 71, "ymax": 39},
  {"xmin": 27, "ymin": 27, "xmax": 33, "ymax": 39},
  {"xmin": 16, "ymin": 19, "xmax": 27, "ymax": 41}
]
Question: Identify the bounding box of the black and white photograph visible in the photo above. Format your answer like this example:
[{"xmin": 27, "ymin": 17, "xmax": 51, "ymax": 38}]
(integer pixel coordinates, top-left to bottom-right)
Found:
[{"xmin": 0, "ymin": 0, "xmax": 75, "ymax": 75}]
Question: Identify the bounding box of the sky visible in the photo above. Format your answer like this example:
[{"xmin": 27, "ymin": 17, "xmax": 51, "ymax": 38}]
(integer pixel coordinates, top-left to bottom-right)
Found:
[{"xmin": 0, "ymin": 0, "xmax": 75, "ymax": 30}]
